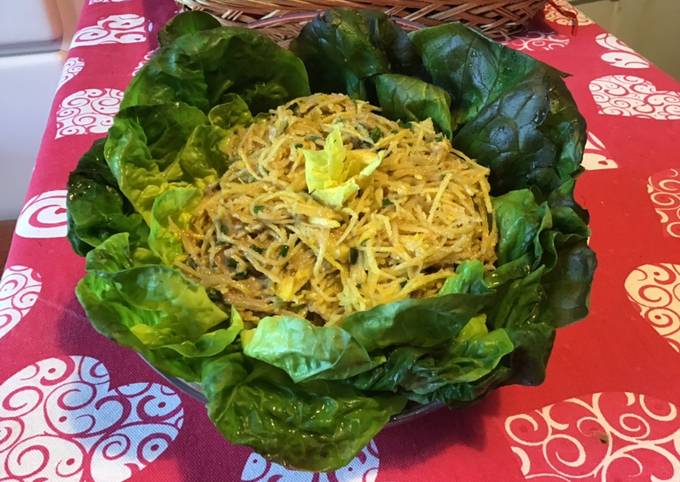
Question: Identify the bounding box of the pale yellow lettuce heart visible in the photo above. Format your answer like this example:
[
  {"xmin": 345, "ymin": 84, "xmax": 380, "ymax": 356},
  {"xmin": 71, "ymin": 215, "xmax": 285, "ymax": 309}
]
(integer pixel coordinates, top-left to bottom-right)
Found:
[{"xmin": 303, "ymin": 126, "xmax": 383, "ymax": 209}]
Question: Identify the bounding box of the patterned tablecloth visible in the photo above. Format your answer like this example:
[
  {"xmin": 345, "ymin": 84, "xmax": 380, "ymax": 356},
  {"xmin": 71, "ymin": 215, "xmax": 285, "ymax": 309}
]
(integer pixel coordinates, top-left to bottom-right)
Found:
[{"xmin": 2, "ymin": 0, "xmax": 680, "ymax": 480}]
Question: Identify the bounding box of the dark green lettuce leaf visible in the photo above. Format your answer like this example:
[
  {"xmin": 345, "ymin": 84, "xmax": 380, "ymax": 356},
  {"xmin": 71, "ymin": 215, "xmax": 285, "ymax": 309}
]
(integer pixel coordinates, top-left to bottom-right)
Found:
[
  {"xmin": 290, "ymin": 8, "xmax": 422, "ymax": 99},
  {"xmin": 67, "ymin": 139, "xmax": 148, "ymax": 255},
  {"xmin": 202, "ymin": 354, "xmax": 406, "ymax": 471},
  {"xmin": 410, "ymin": 24, "xmax": 585, "ymax": 197},
  {"xmin": 158, "ymin": 10, "xmax": 221, "ymax": 47},
  {"xmin": 492, "ymin": 189, "xmax": 551, "ymax": 266},
  {"xmin": 352, "ymin": 315, "xmax": 513, "ymax": 403},
  {"xmin": 538, "ymin": 234, "xmax": 596, "ymax": 328},
  {"xmin": 409, "ymin": 23, "xmax": 545, "ymax": 127},
  {"xmin": 399, "ymin": 319, "xmax": 513, "ymax": 398},
  {"xmin": 453, "ymin": 72, "xmax": 585, "ymax": 196},
  {"xmin": 374, "ymin": 73, "xmax": 452, "ymax": 137}
]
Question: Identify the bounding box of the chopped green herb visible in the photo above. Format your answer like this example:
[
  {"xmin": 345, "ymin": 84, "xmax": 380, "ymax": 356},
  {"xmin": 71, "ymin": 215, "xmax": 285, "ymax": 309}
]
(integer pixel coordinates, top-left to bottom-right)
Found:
[
  {"xmin": 225, "ymin": 257, "xmax": 238, "ymax": 269},
  {"xmin": 350, "ymin": 138, "xmax": 372, "ymax": 149},
  {"xmin": 278, "ymin": 245, "xmax": 289, "ymax": 257},
  {"xmin": 294, "ymin": 143, "xmax": 303, "ymax": 148},
  {"xmin": 382, "ymin": 198, "xmax": 394, "ymax": 207},
  {"xmin": 251, "ymin": 245, "xmax": 264, "ymax": 254},
  {"xmin": 369, "ymin": 127, "xmax": 383, "ymax": 143},
  {"xmin": 349, "ymin": 247, "xmax": 359, "ymax": 264},
  {"xmin": 400, "ymin": 280, "xmax": 408, "ymax": 288},
  {"xmin": 206, "ymin": 288, "xmax": 223, "ymax": 303},
  {"xmin": 233, "ymin": 271, "xmax": 249, "ymax": 280},
  {"xmin": 434, "ymin": 133, "xmax": 444, "ymax": 141},
  {"xmin": 253, "ymin": 205, "xmax": 264, "ymax": 213}
]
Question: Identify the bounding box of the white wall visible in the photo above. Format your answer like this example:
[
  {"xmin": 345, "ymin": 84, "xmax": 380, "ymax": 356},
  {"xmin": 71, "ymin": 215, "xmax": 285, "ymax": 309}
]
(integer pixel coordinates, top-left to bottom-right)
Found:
[
  {"xmin": 579, "ymin": 0, "xmax": 680, "ymax": 80},
  {"xmin": 0, "ymin": 0, "xmax": 83, "ymax": 220}
]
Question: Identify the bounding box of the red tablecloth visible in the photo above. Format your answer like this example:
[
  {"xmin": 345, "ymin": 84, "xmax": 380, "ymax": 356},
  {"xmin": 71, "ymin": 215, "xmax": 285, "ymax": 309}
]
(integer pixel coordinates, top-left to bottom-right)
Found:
[{"xmin": 2, "ymin": 0, "xmax": 680, "ymax": 480}]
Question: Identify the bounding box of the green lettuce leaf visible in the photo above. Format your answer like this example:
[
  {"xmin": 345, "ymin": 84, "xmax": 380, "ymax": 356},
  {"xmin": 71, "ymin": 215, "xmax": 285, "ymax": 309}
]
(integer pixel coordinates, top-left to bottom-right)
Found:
[
  {"xmin": 207, "ymin": 94, "xmax": 253, "ymax": 130},
  {"xmin": 105, "ymin": 103, "xmax": 207, "ymax": 222},
  {"xmin": 402, "ymin": 318, "xmax": 513, "ymax": 391},
  {"xmin": 148, "ymin": 186, "xmax": 202, "ymax": 265},
  {"xmin": 76, "ymin": 233, "xmax": 234, "ymax": 381},
  {"xmin": 439, "ymin": 260, "xmax": 488, "ymax": 296},
  {"xmin": 123, "ymin": 26, "xmax": 310, "ymax": 113},
  {"xmin": 203, "ymin": 355, "xmax": 406, "ymax": 471},
  {"xmin": 341, "ymin": 291, "xmax": 495, "ymax": 352},
  {"xmin": 177, "ymin": 125, "xmax": 232, "ymax": 182},
  {"xmin": 241, "ymin": 315, "xmax": 378, "ymax": 382},
  {"xmin": 158, "ymin": 10, "xmax": 221, "ymax": 47},
  {"xmin": 165, "ymin": 306, "xmax": 244, "ymax": 358}
]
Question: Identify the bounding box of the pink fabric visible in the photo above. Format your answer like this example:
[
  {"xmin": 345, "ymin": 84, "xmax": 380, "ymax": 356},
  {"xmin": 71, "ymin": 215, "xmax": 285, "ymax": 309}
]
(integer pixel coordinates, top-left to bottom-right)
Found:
[{"xmin": 2, "ymin": 0, "xmax": 679, "ymax": 480}]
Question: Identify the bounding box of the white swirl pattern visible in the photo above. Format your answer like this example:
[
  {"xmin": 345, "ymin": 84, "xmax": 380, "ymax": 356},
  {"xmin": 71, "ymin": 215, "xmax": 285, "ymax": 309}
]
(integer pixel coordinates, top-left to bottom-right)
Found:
[
  {"xmin": 241, "ymin": 440, "xmax": 379, "ymax": 482},
  {"xmin": 544, "ymin": 0, "xmax": 594, "ymax": 27},
  {"xmin": 0, "ymin": 356, "xmax": 183, "ymax": 482},
  {"xmin": 15, "ymin": 190, "xmax": 68, "ymax": 239},
  {"xmin": 501, "ymin": 30, "xmax": 570, "ymax": 52},
  {"xmin": 132, "ymin": 49, "xmax": 156, "ymax": 77},
  {"xmin": 595, "ymin": 33, "xmax": 650, "ymax": 69},
  {"xmin": 581, "ymin": 132, "xmax": 618, "ymax": 171},
  {"xmin": 647, "ymin": 168, "xmax": 680, "ymax": 238},
  {"xmin": 56, "ymin": 57, "xmax": 85, "ymax": 91},
  {"xmin": 0, "ymin": 266, "xmax": 42, "ymax": 339},
  {"xmin": 505, "ymin": 392, "xmax": 680, "ymax": 481},
  {"xmin": 55, "ymin": 88, "xmax": 123, "ymax": 139},
  {"xmin": 70, "ymin": 14, "xmax": 148, "ymax": 48},
  {"xmin": 589, "ymin": 75, "xmax": 680, "ymax": 120},
  {"xmin": 625, "ymin": 263, "xmax": 680, "ymax": 352}
]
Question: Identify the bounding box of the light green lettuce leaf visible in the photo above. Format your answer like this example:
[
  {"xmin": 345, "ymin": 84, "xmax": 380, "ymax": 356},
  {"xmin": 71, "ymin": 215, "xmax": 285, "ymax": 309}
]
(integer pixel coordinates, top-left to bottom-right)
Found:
[
  {"xmin": 148, "ymin": 186, "xmax": 202, "ymax": 265},
  {"xmin": 242, "ymin": 315, "xmax": 379, "ymax": 382}
]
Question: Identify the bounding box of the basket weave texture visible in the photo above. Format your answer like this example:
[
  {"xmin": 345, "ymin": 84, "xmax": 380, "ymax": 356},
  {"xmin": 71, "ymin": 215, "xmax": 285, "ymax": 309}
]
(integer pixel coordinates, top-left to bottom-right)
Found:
[{"xmin": 176, "ymin": 0, "xmax": 548, "ymax": 43}]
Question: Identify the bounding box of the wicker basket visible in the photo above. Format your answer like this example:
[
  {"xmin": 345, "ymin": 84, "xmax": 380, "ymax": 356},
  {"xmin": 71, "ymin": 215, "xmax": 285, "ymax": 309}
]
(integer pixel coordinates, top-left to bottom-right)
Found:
[{"xmin": 175, "ymin": 0, "xmax": 549, "ymax": 44}]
